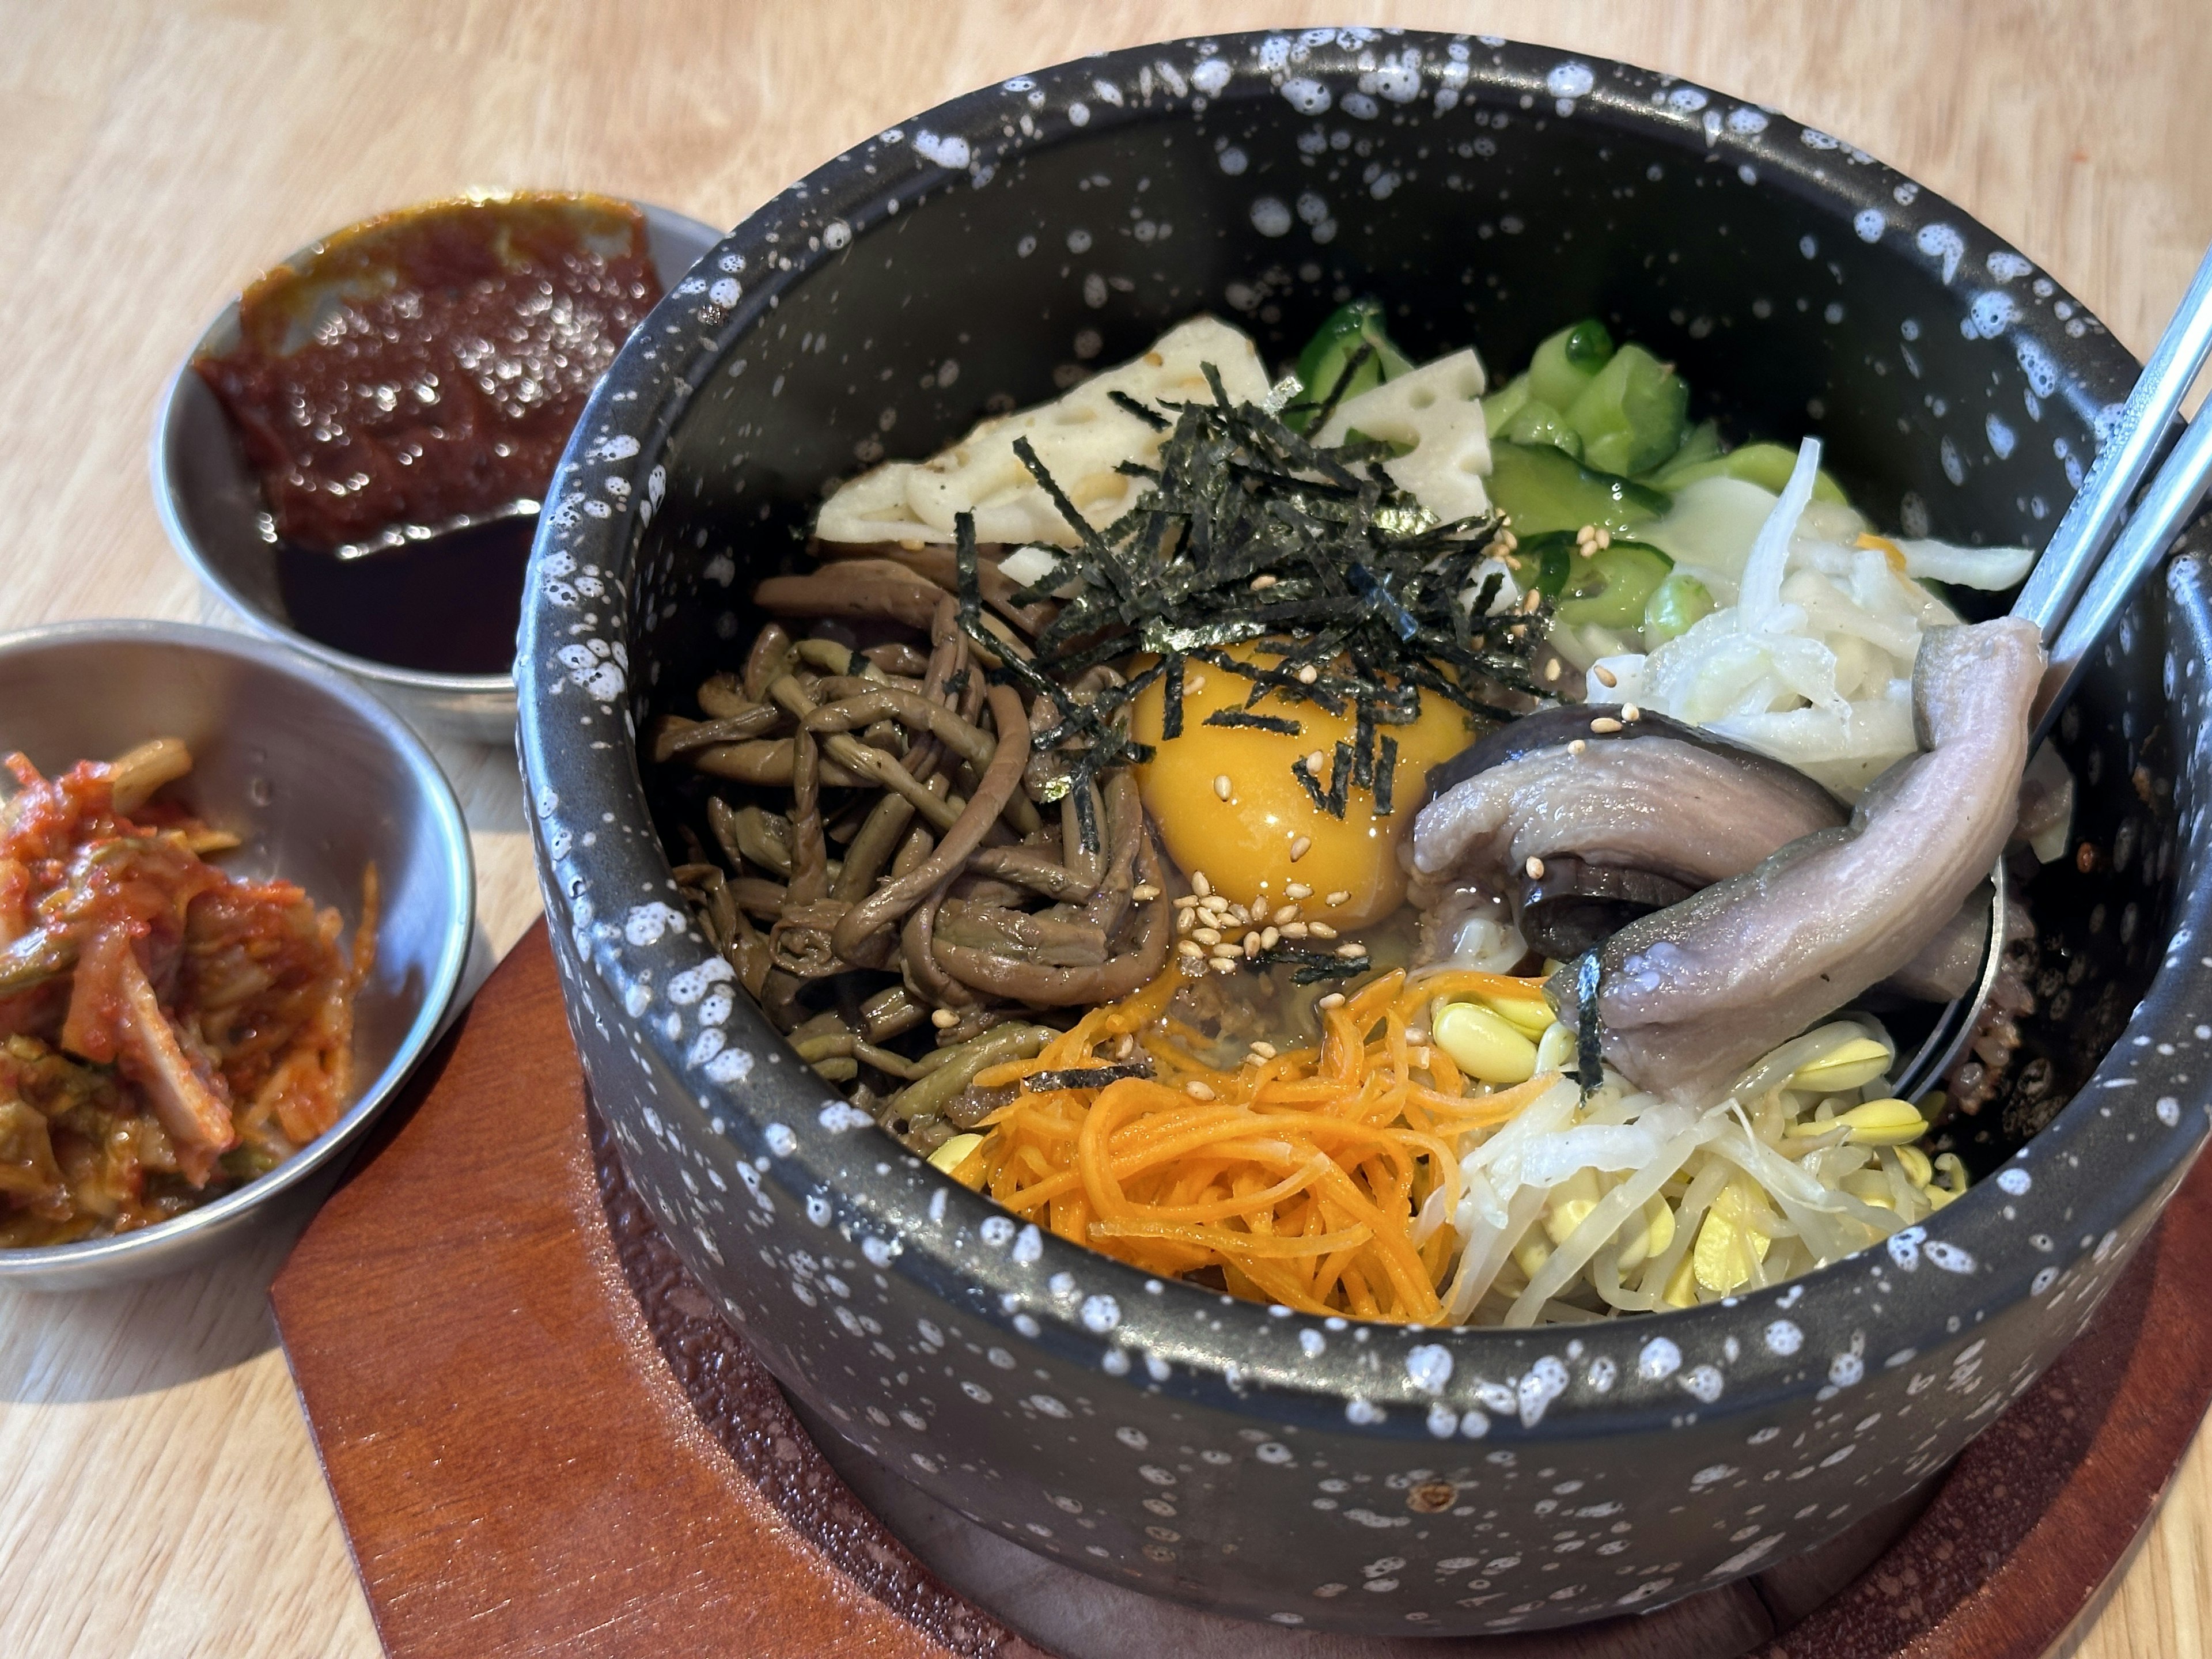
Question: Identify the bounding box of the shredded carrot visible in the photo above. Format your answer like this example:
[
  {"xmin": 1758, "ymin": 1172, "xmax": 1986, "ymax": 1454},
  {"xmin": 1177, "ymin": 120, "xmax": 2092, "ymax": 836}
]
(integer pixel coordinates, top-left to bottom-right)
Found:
[{"xmin": 968, "ymin": 963, "xmax": 1556, "ymax": 1323}]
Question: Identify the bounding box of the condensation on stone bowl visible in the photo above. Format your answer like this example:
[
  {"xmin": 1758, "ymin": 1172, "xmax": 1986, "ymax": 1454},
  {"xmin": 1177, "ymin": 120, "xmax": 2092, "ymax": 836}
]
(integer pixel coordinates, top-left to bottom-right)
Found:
[{"xmin": 515, "ymin": 30, "xmax": 2212, "ymax": 1637}]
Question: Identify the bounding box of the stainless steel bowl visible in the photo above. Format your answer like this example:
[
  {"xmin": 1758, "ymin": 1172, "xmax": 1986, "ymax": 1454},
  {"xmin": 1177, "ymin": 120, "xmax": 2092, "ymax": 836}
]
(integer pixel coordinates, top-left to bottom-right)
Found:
[
  {"xmin": 150, "ymin": 199, "xmax": 725, "ymax": 745},
  {"xmin": 0, "ymin": 620, "xmax": 474, "ymax": 1290}
]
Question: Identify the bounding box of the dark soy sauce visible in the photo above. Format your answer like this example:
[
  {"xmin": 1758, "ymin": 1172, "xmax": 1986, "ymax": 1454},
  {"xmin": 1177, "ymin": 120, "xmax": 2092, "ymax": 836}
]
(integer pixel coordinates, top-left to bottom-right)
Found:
[{"xmin": 276, "ymin": 515, "xmax": 535, "ymax": 676}]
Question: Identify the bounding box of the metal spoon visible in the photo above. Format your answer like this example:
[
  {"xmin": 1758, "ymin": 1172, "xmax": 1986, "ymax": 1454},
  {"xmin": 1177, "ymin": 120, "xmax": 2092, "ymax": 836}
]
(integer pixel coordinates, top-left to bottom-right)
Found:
[{"xmin": 1892, "ymin": 237, "xmax": 2212, "ymax": 1100}]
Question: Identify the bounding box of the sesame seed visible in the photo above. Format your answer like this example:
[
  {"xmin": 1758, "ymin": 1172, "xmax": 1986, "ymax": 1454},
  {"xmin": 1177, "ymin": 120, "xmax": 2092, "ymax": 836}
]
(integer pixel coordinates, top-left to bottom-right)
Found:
[
  {"xmin": 1243, "ymin": 934, "xmax": 1262, "ymax": 959},
  {"xmin": 930, "ymin": 1007, "xmax": 959, "ymax": 1028},
  {"xmin": 1260, "ymin": 926, "xmax": 1281, "ymax": 949},
  {"xmin": 1209, "ymin": 957, "xmax": 1238, "ymax": 975},
  {"xmin": 1497, "ymin": 529, "xmax": 1518, "ymax": 551},
  {"xmin": 1214, "ymin": 774, "xmax": 1233, "ymax": 801},
  {"xmin": 1131, "ymin": 884, "xmax": 1160, "ymax": 902},
  {"xmin": 1273, "ymin": 903, "xmax": 1300, "ymax": 925},
  {"xmin": 1251, "ymin": 1041, "xmax": 1278, "ymax": 1059},
  {"xmin": 1590, "ymin": 717, "xmax": 1623, "ymax": 734},
  {"xmin": 1173, "ymin": 893, "xmax": 1199, "ymax": 910},
  {"xmin": 1213, "ymin": 942, "xmax": 1242, "ymax": 961},
  {"xmin": 1296, "ymin": 664, "xmax": 1319, "ymax": 684},
  {"xmin": 1575, "ymin": 524, "xmax": 1597, "ymax": 544},
  {"xmin": 1525, "ymin": 855, "xmax": 1547, "ymax": 880},
  {"xmin": 1578, "ymin": 541, "xmax": 1597, "ymax": 559},
  {"xmin": 1304, "ymin": 749, "xmax": 1327, "ymax": 773},
  {"xmin": 1509, "ymin": 623, "xmax": 1527, "ymax": 639},
  {"xmin": 1289, "ymin": 835, "xmax": 1312, "ymax": 861},
  {"xmin": 1176, "ymin": 909, "xmax": 1194, "ymax": 934},
  {"xmin": 1284, "ymin": 882, "xmax": 1312, "ymax": 900},
  {"xmin": 1185, "ymin": 1080, "xmax": 1215, "ymax": 1100},
  {"xmin": 1177, "ymin": 940, "xmax": 1204, "ymax": 960},
  {"xmin": 1192, "ymin": 871, "xmax": 1211, "ymax": 897},
  {"xmin": 1335, "ymin": 942, "xmax": 1368, "ymax": 959},
  {"xmin": 1281, "ymin": 922, "xmax": 1310, "ymax": 938},
  {"xmin": 1308, "ymin": 922, "xmax": 1338, "ymax": 940},
  {"xmin": 1192, "ymin": 927, "xmax": 1222, "ymax": 946},
  {"xmin": 1317, "ymin": 992, "xmax": 1346, "ymax": 1010},
  {"xmin": 1228, "ymin": 903, "xmax": 1252, "ymax": 925},
  {"xmin": 1595, "ymin": 527, "xmax": 1612, "ymax": 550},
  {"xmin": 1621, "ymin": 703, "xmax": 1641, "ymax": 722},
  {"xmin": 1521, "ymin": 589, "xmax": 1543, "ymax": 614},
  {"xmin": 1592, "ymin": 664, "xmax": 1619, "ymax": 688},
  {"xmin": 1544, "ymin": 658, "xmax": 1562, "ymax": 682},
  {"xmin": 1568, "ymin": 738, "xmax": 1588, "ymax": 756},
  {"xmin": 1251, "ymin": 573, "xmax": 1278, "ymax": 590},
  {"xmin": 1187, "ymin": 673, "xmax": 1207, "ymax": 694},
  {"xmin": 1115, "ymin": 1033, "xmax": 1136, "ymax": 1058},
  {"xmin": 1325, "ymin": 890, "xmax": 1350, "ymax": 907}
]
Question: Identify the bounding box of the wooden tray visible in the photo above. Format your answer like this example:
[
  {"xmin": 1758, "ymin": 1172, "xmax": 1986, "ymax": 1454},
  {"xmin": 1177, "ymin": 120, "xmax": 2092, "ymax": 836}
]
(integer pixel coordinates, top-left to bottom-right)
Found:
[{"xmin": 269, "ymin": 925, "xmax": 2212, "ymax": 1658}]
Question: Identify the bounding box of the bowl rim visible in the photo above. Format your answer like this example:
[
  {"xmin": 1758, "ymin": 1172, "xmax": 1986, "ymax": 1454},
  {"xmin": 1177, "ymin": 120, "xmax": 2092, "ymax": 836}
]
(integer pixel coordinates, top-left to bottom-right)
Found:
[
  {"xmin": 0, "ymin": 616, "xmax": 476, "ymax": 1279},
  {"xmin": 147, "ymin": 195, "xmax": 728, "ymax": 700},
  {"xmin": 516, "ymin": 28, "xmax": 2211, "ymax": 1422}
]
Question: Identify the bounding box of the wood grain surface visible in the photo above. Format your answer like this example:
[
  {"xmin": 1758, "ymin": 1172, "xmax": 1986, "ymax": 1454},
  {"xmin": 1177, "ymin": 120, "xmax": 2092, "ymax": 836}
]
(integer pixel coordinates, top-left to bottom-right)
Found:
[{"xmin": 1, "ymin": 3, "xmax": 2207, "ymax": 1656}]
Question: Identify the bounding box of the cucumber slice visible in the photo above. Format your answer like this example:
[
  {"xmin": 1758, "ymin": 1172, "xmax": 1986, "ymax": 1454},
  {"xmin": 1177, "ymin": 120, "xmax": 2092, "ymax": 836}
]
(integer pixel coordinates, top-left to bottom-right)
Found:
[
  {"xmin": 1525, "ymin": 533, "xmax": 1676, "ymax": 630},
  {"xmin": 1642, "ymin": 570, "xmax": 1716, "ymax": 643},
  {"xmin": 1499, "ymin": 399, "xmax": 1584, "ymax": 459},
  {"xmin": 1650, "ymin": 441, "xmax": 1851, "ymax": 505},
  {"xmin": 1527, "ymin": 319, "xmax": 1616, "ymax": 413},
  {"xmin": 1479, "ymin": 372, "xmax": 1532, "ymax": 434},
  {"xmin": 1287, "ymin": 298, "xmax": 1416, "ymax": 431},
  {"xmin": 1487, "ymin": 442, "xmax": 1670, "ymax": 537},
  {"xmin": 1565, "ymin": 343, "xmax": 1688, "ymax": 476},
  {"xmin": 1638, "ymin": 418, "xmax": 1724, "ymax": 484}
]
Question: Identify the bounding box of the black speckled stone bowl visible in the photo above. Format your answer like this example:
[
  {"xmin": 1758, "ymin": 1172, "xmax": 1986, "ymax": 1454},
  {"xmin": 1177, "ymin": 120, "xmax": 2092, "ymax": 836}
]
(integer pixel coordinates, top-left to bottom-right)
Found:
[{"xmin": 516, "ymin": 30, "xmax": 2212, "ymax": 1637}]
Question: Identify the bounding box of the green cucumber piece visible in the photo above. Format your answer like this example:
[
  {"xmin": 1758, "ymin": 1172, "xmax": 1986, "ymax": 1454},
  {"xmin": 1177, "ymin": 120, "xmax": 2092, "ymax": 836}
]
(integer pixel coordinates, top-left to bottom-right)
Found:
[
  {"xmin": 1524, "ymin": 535, "xmax": 1675, "ymax": 630},
  {"xmin": 1480, "ymin": 372, "xmax": 1532, "ymax": 435},
  {"xmin": 1486, "ymin": 442, "xmax": 1670, "ymax": 537},
  {"xmin": 1642, "ymin": 570, "xmax": 1716, "ymax": 644},
  {"xmin": 1638, "ymin": 418, "xmax": 1724, "ymax": 485},
  {"xmin": 1527, "ymin": 319, "xmax": 1616, "ymax": 413},
  {"xmin": 1287, "ymin": 298, "xmax": 1416, "ymax": 431},
  {"xmin": 1649, "ymin": 441, "xmax": 1851, "ymax": 505},
  {"xmin": 1498, "ymin": 399, "xmax": 1584, "ymax": 459},
  {"xmin": 1565, "ymin": 343, "xmax": 1688, "ymax": 476}
]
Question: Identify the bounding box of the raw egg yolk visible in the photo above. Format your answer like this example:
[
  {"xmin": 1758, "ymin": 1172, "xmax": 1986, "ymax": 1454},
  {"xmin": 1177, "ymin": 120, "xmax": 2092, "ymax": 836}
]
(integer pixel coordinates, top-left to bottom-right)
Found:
[{"xmin": 1128, "ymin": 643, "xmax": 1474, "ymax": 929}]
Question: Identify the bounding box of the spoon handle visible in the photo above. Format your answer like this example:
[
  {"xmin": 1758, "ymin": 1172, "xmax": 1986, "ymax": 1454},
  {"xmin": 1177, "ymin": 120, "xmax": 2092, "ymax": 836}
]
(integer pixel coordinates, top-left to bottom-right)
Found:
[
  {"xmin": 2014, "ymin": 238, "xmax": 2212, "ymax": 643},
  {"xmin": 2032, "ymin": 403, "xmax": 2212, "ymax": 744}
]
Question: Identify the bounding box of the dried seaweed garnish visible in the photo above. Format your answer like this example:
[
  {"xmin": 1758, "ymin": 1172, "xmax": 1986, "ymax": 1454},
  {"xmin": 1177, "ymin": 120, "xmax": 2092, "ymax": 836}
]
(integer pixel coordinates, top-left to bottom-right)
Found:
[
  {"xmin": 1027, "ymin": 1060, "xmax": 1155, "ymax": 1091},
  {"xmin": 1374, "ymin": 734, "xmax": 1399, "ymax": 816},
  {"xmin": 1108, "ymin": 389, "xmax": 1171, "ymax": 431},
  {"xmin": 1325, "ymin": 741, "xmax": 1353, "ymax": 819},
  {"xmin": 1203, "ymin": 709, "xmax": 1302, "ymax": 736},
  {"xmin": 953, "ymin": 364, "xmax": 1552, "ymax": 820},
  {"xmin": 1575, "ymin": 952, "xmax": 1604, "ymax": 1094},
  {"xmin": 1291, "ymin": 756, "xmax": 1329, "ymax": 811}
]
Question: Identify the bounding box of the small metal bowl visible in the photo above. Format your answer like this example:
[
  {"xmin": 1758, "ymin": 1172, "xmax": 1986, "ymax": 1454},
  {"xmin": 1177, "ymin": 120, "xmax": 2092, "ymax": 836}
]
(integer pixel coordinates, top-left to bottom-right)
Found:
[
  {"xmin": 151, "ymin": 198, "xmax": 725, "ymax": 745},
  {"xmin": 0, "ymin": 620, "xmax": 474, "ymax": 1291}
]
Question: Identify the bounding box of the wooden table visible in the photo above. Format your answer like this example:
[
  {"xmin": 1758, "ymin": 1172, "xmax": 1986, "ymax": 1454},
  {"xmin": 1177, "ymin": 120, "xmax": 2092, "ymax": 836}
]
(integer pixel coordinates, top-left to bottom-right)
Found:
[{"xmin": 1, "ymin": 3, "xmax": 2206, "ymax": 1654}]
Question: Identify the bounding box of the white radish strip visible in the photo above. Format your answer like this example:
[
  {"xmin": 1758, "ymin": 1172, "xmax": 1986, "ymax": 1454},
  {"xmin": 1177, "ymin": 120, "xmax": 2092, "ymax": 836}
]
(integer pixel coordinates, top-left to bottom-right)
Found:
[{"xmin": 1736, "ymin": 435, "xmax": 1824, "ymax": 634}]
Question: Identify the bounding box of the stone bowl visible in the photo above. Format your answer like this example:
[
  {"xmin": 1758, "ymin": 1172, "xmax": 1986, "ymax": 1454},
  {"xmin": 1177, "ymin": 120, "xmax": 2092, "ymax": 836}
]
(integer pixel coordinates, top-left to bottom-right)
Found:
[{"xmin": 514, "ymin": 29, "xmax": 2209, "ymax": 1635}]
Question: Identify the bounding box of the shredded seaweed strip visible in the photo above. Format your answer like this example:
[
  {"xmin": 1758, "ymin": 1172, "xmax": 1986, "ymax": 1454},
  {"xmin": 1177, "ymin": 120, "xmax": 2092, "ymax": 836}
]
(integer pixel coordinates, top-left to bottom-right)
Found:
[
  {"xmin": 1026, "ymin": 1060, "xmax": 1156, "ymax": 1091},
  {"xmin": 1575, "ymin": 952, "xmax": 1605, "ymax": 1094},
  {"xmin": 955, "ymin": 364, "xmax": 1551, "ymax": 823},
  {"xmin": 1374, "ymin": 734, "xmax": 1399, "ymax": 816},
  {"xmin": 1203, "ymin": 709, "xmax": 1302, "ymax": 736},
  {"xmin": 1291, "ymin": 756, "xmax": 1329, "ymax": 811}
]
